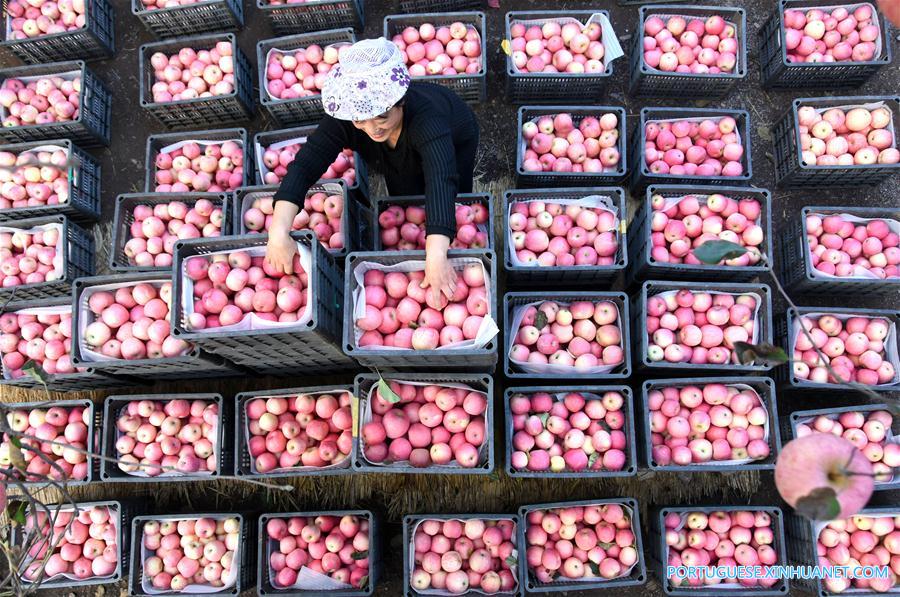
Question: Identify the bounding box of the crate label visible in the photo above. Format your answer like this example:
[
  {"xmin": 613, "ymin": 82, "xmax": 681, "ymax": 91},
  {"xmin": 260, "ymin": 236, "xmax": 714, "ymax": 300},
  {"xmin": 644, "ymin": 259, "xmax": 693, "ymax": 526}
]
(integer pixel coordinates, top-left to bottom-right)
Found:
[
  {"xmin": 351, "ymin": 394, "xmax": 360, "ymax": 438},
  {"xmin": 500, "ymin": 39, "xmax": 511, "ymax": 56},
  {"xmin": 620, "ymin": 220, "xmax": 627, "ymax": 234}
]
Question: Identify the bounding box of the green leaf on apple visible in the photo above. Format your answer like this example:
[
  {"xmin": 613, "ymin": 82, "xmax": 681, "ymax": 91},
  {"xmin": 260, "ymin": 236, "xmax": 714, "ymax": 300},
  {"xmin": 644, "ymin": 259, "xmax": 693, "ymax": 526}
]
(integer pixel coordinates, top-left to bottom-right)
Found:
[
  {"xmin": 693, "ymin": 240, "xmax": 750, "ymax": 265},
  {"xmin": 588, "ymin": 452, "xmax": 600, "ymax": 467},
  {"xmin": 21, "ymin": 359, "xmax": 49, "ymax": 384},
  {"xmin": 350, "ymin": 550, "xmax": 368, "ymax": 560},
  {"xmin": 6, "ymin": 500, "xmax": 26, "ymax": 526},
  {"xmin": 795, "ymin": 486, "xmax": 842, "ymax": 521},
  {"xmin": 538, "ymin": 413, "xmax": 550, "ymax": 426},
  {"xmin": 505, "ymin": 555, "xmax": 517, "ymax": 567},
  {"xmin": 733, "ymin": 341, "xmax": 788, "ymax": 367},
  {"xmin": 359, "ymin": 575, "xmax": 369, "ymax": 589},
  {"xmin": 533, "ymin": 310, "xmax": 548, "ymax": 331},
  {"xmin": 376, "ymin": 376, "xmax": 402, "ymax": 404},
  {"xmin": 588, "ymin": 561, "xmax": 600, "ymax": 576}
]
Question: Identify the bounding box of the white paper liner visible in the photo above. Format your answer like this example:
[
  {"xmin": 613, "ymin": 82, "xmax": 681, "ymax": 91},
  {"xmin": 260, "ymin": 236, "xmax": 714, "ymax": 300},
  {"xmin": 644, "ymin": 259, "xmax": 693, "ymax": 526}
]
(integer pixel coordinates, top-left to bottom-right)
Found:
[
  {"xmin": 806, "ymin": 212, "xmax": 900, "ymax": 280},
  {"xmin": 0, "ymin": 221, "xmax": 65, "ymax": 276},
  {"xmin": 0, "ymin": 70, "xmax": 81, "ymax": 121},
  {"xmin": 1, "ymin": 304, "xmax": 73, "ymax": 380},
  {"xmin": 350, "ymin": 258, "xmax": 499, "ymax": 351},
  {"xmin": 408, "ymin": 517, "xmax": 518, "ymax": 595},
  {"xmin": 506, "ymin": 195, "xmax": 620, "ymax": 267},
  {"xmin": 790, "ymin": 311, "xmax": 900, "ymax": 387},
  {"xmin": 790, "ymin": 3, "xmax": 883, "ymax": 59},
  {"xmin": 521, "ymin": 116, "xmax": 624, "ymax": 174},
  {"xmin": 508, "ymin": 300, "xmax": 623, "ymax": 375},
  {"xmin": 641, "ymin": 13, "xmax": 741, "ymax": 74},
  {"xmin": 236, "ymin": 182, "xmax": 343, "ymax": 238},
  {"xmin": 507, "ymin": 13, "xmax": 625, "ymax": 72},
  {"xmin": 646, "ymin": 115, "xmax": 743, "ymax": 152},
  {"xmin": 179, "ymin": 242, "xmax": 313, "ymax": 333},
  {"xmin": 158, "ymin": 137, "xmax": 242, "ymax": 157},
  {"xmin": 263, "ymin": 43, "xmax": 350, "ymax": 101}
]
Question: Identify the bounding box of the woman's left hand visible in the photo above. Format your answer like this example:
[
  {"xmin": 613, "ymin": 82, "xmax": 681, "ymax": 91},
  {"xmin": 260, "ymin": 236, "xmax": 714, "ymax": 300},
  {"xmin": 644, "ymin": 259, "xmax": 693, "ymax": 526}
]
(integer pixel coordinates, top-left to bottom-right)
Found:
[{"xmin": 421, "ymin": 234, "xmax": 457, "ymax": 304}]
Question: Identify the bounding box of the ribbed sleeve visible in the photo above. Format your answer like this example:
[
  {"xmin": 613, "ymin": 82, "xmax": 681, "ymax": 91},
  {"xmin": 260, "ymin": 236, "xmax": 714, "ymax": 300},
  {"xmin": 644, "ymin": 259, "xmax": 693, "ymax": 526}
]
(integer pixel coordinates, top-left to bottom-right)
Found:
[
  {"xmin": 412, "ymin": 117, "xmax": 458, "ymax": 239},
  {"xmin": 272, "ymin": 116, "xmax": 351, "ymax": 206}
]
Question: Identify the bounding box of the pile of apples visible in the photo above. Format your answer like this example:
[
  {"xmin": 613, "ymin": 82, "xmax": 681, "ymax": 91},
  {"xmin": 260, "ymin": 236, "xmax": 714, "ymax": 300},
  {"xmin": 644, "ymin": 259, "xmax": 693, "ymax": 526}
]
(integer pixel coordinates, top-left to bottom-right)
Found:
[
  {"xmin": 797, "ymin": 104, "xmax": 899, "ymax": 167},
  {"xmin": 265, "ymin": 43, "xmax": 346, "ymax": 100},
  {"xmin": 645, "ymin": 289, "xmax": 760, "ymax": 366},
  {"xmin": 644, "ymin": 116, "xmax": 745, "ymax": 177},
  {"xmin": 508, "ymin": 390, "xmax": 628, "ymax": 473},
  {"xmin": 81, "ymin": 281, "xmax": 192, "ymax": 361},
  {"xmin": 379, "ymin": 201, "xmax": 490, "ymax": 250},
  {"xmin": 523, "ymin": 503, "xmax": 639, "ymax": 584},
  {"xmin": 815, "ymin": 513, "xmax": 900, "ymax": 593},
  {"xmin": 648, "ymin": 192, "xmax": 764, "ymax": 266},
  {"xmin": 0, "ymin": 74, "xmax": 81, "ymax": 128},
  {"xmin": 791, "ymin": 313, "xmax": 897, "ymax": 386},
  {"xmin": 21, "ymin": 504, "xmax": 120, "ymax": 582},
  {"xmin": 140, "ymin": 516, "xmax": 241, "ymax": 592},
  {"xmin": 123, "ymin": 199, "xmax": 224, "ymax": 268},
  {"xmin": 391, "ymin": 22, "xmax": 483, "ymax": 77},
  {"xmin": 648, "ymin": 382, "xmax": 771, "ymax": 466},
  {"xmin": 783, "ymin": 5, "xmax": 882, "ymax": 64},
  {"xmin": 152, "ymin": 139, "xmax": 245, "ymax": 193},
  {"xmin": 509, "ymin": 300, "xmax": 625, "ymax": 370},
  {"xmin": 0, "ymin": 146, "xmax": 72, "ymax": 209},
  {"xmin": 642, "ymin": 14, "xmax": 739, "ymax": 74},
  {"xmin": 6, "ymin": 0, "xmax": 87, "ymax": 39},
  {"xmin": 805, "ymin": 213, "xmax": 899, "ymax": 278},
  {"xmin": 521, "ymin": 113, "xmax": 621, "ymax": 174},
  {"xmin": 360, "ymin": 380, "xmax": 488, "ymax": 470},
  {"xmin": 664, "ymin": 510, "xmax": 781, "ymax": 589},
  {"xmin": 0, "ymin": 403, "xmax": 91, "ymax": 481},
  {"xmin": 1, "ymin": 309, "xmax": 78, "ymax": 378},
  {"xmin": 183, "ymin": 251, "xmax": 309, "ymax": 330},
  {"xmin": 113, "ymin": 398, "xmax": 220, "ymax": 477},
  {"xmin": 242, "ymin": 190, "xmax": 345, "ymax": 250},
  {"xmin": 245, "ymin": 390, "xmax": 352, "ymax": 473},
  {"xmin": 508, "ymin": 19, "xmax": 607, "ymax": 74},
  {"xmin": 265, "ymin": 513, "xmax": 371, "ymax": 589},
  {"xmin": 149, "ymin": 41, "xmax": 236, "ymax": 103},
  {"xmin": 354, "ymin": 264, "xmax": 489, "ymax": 349},
  {"xmin": 409, "ymin": 517, "xmax": 517, "ymax": 594},
  {"xmin": 509, "ymin": 199, "xmax": 619, "ymax": 266},
  {"xmin": 260, "ymin": 140, "xmax": 356, "ymax": 187},
  {"xmin": 0, "ymin": 224, "xmax": 62, "ymax": 287}
]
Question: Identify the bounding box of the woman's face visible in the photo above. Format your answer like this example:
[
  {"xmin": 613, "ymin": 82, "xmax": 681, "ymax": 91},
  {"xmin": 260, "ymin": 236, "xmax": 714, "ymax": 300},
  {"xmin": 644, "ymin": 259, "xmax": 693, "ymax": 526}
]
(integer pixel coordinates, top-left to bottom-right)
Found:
[{"xmin": 352, "ymin": 105, "xmax": 403, "ymax": 142}]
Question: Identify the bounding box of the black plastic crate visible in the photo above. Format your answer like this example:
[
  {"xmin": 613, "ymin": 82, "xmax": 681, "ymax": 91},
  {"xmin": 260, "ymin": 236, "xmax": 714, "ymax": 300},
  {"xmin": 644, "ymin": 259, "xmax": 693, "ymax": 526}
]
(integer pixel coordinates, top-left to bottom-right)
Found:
[
  {"xmin": 759, "ymin": 0, "xmax": 893, "ymax": 90},
  {"xmin": 110, "ymin": 193, "xmax": 230, "ymax": 272},
  {"xmin": 372, "ymin": 192, "xmax": 494, "ymax": 251},
  {"xmin": 779, "ymin": 205, "xmax": 900, "ymax": 297},
  {"xmin": 71, "ymin": 272, "xmax": 242, "ymax": 380},
  {"xmin": 144, "ymin": 127, "xmax": 252, "ymax": 194},
  {"xmin": 171, "ymin": 231, "xmax": 354, "ymax": 376},
  {"xmin": 504, "ymin": 290, "xmax": 631, "ymax": 380},
  {"xmin": 132, "ymin": 0, "xmax": 243, "ymax": 38},
  {"xmin": 503, "ymin": 385, "xmax": 637, "ymax": 478},
  {"xmin": 0, "ymin": 0, "xmax": 114, "ymax": 64},
  {"xmin": 504, "ymin": 11, "xmax": 616, "ymax": 104},
  {"xmin": 516, "ymin": 106, "xmax": 628, "ymax": 186},
  {"xmin": 384, "ymin": 12, "xmax": 487, "ymax": 104},
  {"xmin": 634, "ymin": 280, "xmax": 774, "ymax": 374},
  {"xmin": 0, "ymin": 61, "xmax": 111, "ymax": 147},
  {"xmin": 0, "ymin": 215, "xmax": 93, "ymax": 301},
  {"xmin": 139, "ymin": 33, "xmax": 254, "ymax": 129},
  {"xmin": 0, "ymin": 139, "xmax": 101, "ymax": 224},
  {"xmin": 627, "ymin": 185, "xmax": 773, "ymax": 287},
  {"xmin": 342, "ymin": 249, "xmax": 498, "ymax": 372},
  {"xmin": 773, "ymin": 96, "xmax": 900, "ymax": 188},
  {"xmin": 518, "ymin": 498, "xmax": 647, "ymax": 593},
  {"xmin": 100, "ymin": 393, "xmax": 230, "ymax": 483},
  {"xmin": 258, "ymin": 510, "xmax": 380, "ymax": 596},
  {"xmin": 353, "ymin": 372, "xmax": 495, "ymax": 475},
  {"xmin": 402, "ymin": 0, "xmax": 482, "ymax": 10},
  {"xmin": 630, "ymin": 107, "xmax": 753, "ymax": 192},
  {"xmin": 258, "ymin": 0, "xmax": 364, "ymax": 35},
  {"xmin": 502, "ymin": 187, "xmax": 627, "ymax": 285}
]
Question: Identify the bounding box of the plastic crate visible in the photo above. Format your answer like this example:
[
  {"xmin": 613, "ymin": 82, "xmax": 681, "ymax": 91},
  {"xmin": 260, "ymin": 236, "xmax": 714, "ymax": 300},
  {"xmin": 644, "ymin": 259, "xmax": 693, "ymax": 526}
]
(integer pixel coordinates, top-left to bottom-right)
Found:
[
  {"xmin": 342, "ymin": 249, "xmax": 498, "ymax": 372},
  {"xmin": 634, "ymin": 280, "xmax": 774, "ymax": 374},
  {"xmin": 502, "ymin": 187, "xmax": 627, "ymax": 285},
  {"xmin": 258, "ymin": 510, "xmax": 380, "ymax": 596},
  {"xmin": 619, "ymin": 0, "xmax": 691, "ymax": 3},
  {"xmin": 258, "ymin": 0, "xmax": 364, "ymax": 35},
  {"xmin": 353, "ymin": 373, "xmax": 494, "ymax": 475},
  {"xmin": 779, "ymin": 205, "xmax": 900, "ymax": 297},
  {"xmin": 402, "ymin": 0, "xmax": 482, "ymax": 10},
  {"xmin": 627, "ymin": 185, "xmax": 773, "ymax": 287},
  {"xmin": 518, "ymin": 498, "xmax": 647, "ymax": 593},
  {"xmin": 773, "ymin": 96, "xmax": 900, "ymax": 188},
  {"xmin": 100, "ymin": 393, "xmax": 230, "ymax": 483},
  {"xmin": 759, "ymin": 0, "xmax": 893, "ymax": 90},
  {"xmin": 503, "ymin": 385, "xmax": 637, "ymax": 478},
  {"xmin": 639, "ymin": 377, "xmax": 781, "ymax": 472},
  {"xmin": 504, "ymin": 11, "xmax": 615, "ymax": 104},
  {"xmin": 516, "ymin": 106, "xmax": 628, "ymax": 186},
  {"xmin": 775, "ymin": 306, "xmax": 900, "ymax": 393},
  {"xmin": 139, "ymin": 33, "xmax": 254, "ymax": 129},
  {"xmin": 504, "ymin": 291, "xmax": 631, "ymax": 380},
  {"xmin": 0, "ymin": 215, "xmax": 94, "ymax": 301},
  {"xmin": 132, "ymin": 0, "xmax": 243, "ymax": 38},
  {"xmin": 0, "ymin": 139, "xmax": 101, "ymax": 224},
  {"xmin": 110, "ymin": 193, "xmax": 231, "ymax": 272},
  {"xmin": 629, "ymin": 107, "xmax": 753, "ymax": 192},
  {"xmin": 71, "ymin": 272, "xmax": 242, "ymax": 380},
  {"xmin": 144, "ymin": 128, "xmax": 252, "ymax": 194},
  {"xmin": 384, "ymin": 12, "xmax": 487, "ymax": 104},
  {"xmin": 0, "ymin": 61, "xmax": 111, "ymax": 147},
  {"xmin": 171, "ymin": 231, "xmax": 354, "ymax": 376},
  {"xmin": 0, "ymin": 0, "xmax": 114, "ymax": 64},
  {"xmin": 234, "ymin": 384, "xmax": 354, "ymax": 479},
  {"xmin": 629, "ymin": 5, "xmax": 747, "ymax": 99},
  {"xmin": 649, "ymin": 505, "xmax": 789, "ymax": 596},
  {"xmin": 372, "ymin": 193, "xmax": 493, "ymax": 251}
]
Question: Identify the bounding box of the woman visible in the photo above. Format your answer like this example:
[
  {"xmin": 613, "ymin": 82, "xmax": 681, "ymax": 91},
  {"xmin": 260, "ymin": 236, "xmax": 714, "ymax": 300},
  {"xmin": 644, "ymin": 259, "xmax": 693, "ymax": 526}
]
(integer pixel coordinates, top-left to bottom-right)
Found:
[{"xmin": 266, "ymin": 37, "xmax": 480, "ymax": 304}]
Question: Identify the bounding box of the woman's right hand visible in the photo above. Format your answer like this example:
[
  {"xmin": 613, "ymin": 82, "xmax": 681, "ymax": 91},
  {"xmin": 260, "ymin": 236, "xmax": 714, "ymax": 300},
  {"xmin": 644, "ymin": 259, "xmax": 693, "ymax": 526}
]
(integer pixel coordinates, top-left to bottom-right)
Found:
[{"xmin": 265, "ymin": 230, "xmax": 298, "ymax": 275}]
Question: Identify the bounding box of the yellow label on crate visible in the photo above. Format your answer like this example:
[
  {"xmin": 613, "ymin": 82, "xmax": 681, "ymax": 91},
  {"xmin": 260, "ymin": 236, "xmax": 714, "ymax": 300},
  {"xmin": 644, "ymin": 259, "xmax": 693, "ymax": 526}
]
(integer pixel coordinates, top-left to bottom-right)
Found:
[
  {"xmin": 500, "ymin": 39, "xmax": 511, "ymax": 56},
  {"xmin": 351, "ymin": 394, "xmax": 360, "ymax": 438},
  {"xmin": 620, "ymin": 220, "xmax": 627, "ymax": 234}
]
